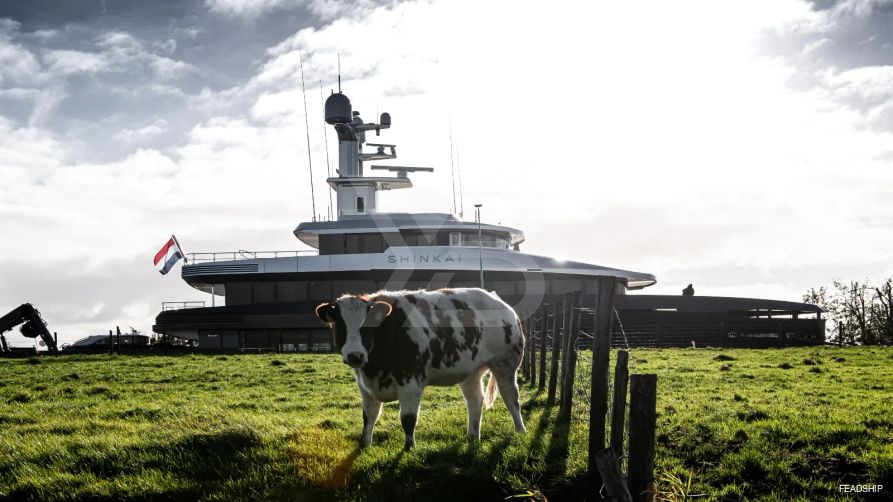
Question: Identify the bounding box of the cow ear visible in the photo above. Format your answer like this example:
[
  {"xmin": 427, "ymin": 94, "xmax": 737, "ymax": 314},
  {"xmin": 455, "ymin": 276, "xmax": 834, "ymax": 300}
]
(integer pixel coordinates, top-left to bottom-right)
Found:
[
  {"xmin": 367, "ymin": 301, "xmax": 392, "ymax": 324},
  {"xmin": 315, "ymin": 302, "xmax": 337, "ymax": 324}
]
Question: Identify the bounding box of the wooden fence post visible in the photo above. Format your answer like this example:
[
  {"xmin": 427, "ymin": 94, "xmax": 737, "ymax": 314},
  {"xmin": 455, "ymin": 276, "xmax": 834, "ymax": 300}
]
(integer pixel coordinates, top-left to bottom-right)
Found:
[
  {"xmin": 108, "ymin": 329, "xmax": 113, "ymax": 355},
  {"xmin": 546, "ymin": 302, "xmax": 562, "ymax": 406},
  {"xmin": 527, "ymin": 311, "xmax": 535, "ymax": 382},
  {"xmin": 521, "ymin": 311, "xmax": 530, "ymax": 380},
  {"xmin": 116, "ymin": 326, "xmax": 122, "ymax": 354},
  {"xmin": 538, "ymin": 304, "xmax": 549, "ymax": 391},
  {"xmin": 559, "ymin": 294, "xmax": 571, "ymax": 405},
  {"xmin": 594, "ymin": 448, "xmax": 633, "ymax": 502},
  {"xmin": 628, "ymin": 374, "xmax": 657, "ymax": 502},
  {"xmin": 589, "ymin": 277, "xmax": 617, "ymax": 481},
  {"xmin": 611, "ymin": 350, "xmax": 629, "ymax": 457},
  {"xmin": 558, "ymin": 291, "xmax": 581, "ymax": 422},
  {"xmin": 530, "ymin": 310, "xmax": 538, "ymax": 388}
]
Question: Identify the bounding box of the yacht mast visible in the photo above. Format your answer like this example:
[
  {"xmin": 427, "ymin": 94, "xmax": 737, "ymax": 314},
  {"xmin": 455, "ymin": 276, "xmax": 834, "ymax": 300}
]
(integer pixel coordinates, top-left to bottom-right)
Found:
[{"xmin": 323, "ymin": 90, "xmax": 432, "ymax": 219}]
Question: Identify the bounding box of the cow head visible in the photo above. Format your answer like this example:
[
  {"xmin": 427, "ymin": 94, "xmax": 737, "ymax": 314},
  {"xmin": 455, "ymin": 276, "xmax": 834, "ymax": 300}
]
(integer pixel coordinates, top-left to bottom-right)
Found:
[{"xmin": 316, "ymin": 296, "xmax": 393, "ymax": 368}]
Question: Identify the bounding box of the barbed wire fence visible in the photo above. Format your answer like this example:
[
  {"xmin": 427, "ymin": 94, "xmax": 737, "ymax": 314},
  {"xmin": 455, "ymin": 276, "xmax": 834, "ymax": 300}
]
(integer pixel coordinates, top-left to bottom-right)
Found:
[{"xmin": 520, "ymin": 287, "xmax": 658, "ymax": 502}]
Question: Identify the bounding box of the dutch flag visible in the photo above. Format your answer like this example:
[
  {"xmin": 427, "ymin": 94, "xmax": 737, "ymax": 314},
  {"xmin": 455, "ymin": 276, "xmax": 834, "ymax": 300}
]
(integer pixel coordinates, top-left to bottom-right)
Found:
[{"xmin": 154, "ymin": 236, "xmax": 185, "ymax": 275}]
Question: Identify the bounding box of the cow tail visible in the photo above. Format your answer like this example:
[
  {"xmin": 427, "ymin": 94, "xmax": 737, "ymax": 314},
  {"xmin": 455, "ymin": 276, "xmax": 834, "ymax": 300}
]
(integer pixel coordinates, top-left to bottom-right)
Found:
[{"xmin": 483, "ymin": 370, "xmax": 498, "ymax": 410}]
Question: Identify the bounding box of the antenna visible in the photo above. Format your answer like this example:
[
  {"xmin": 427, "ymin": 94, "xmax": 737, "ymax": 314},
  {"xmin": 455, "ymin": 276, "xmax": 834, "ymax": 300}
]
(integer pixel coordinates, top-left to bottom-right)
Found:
[
  {"xmin": 299, "ymin": 51, "xmax": 317, "ymax": 221},
  {"xmin": 448, "ymin": 116, "xmax": 457, "ymax": 216},
  {"xmin": 456, "ymin": 138, "xmax": 465, "ymax": 219},
  {"xmin": 320, "ymin": 80, "xmax": 333, "ymax": 220},
  {"xmin": 337, "ymin": 52, "xmax": 341, "ymax": 93}
]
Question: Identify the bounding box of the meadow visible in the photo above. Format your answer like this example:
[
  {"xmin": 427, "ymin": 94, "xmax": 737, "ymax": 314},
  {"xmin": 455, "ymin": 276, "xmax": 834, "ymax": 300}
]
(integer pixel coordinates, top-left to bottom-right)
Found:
[{"xmin": 0, "ymin": 346, "xmax": 891, "ymax": 501}]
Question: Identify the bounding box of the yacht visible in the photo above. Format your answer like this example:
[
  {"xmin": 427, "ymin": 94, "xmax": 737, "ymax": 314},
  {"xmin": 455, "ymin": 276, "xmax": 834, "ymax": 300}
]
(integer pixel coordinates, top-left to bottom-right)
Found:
[
  {"xmin": 154, "ymin": 87, "xmax": 827, "ymax": 350},
  {"xmin": 153, "ymin": 89, "xmax": 657, "ymax": 351}
]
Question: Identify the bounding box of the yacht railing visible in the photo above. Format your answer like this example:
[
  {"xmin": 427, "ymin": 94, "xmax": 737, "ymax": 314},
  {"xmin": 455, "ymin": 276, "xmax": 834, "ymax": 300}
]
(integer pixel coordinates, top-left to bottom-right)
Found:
[
  {"xmin": 162, "ymin": 301, "xmax": 206, "ymax": 311},
  {"xmin": 186, "ymin": 250, "xmax": 318, "ymax": 263}
]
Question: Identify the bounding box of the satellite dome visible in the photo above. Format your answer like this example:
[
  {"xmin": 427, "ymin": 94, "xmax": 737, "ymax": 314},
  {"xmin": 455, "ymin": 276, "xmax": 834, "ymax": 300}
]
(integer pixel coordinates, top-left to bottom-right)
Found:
[{"xmin": 325, "ymin": 93, "xmax": 352, "ymax": 124}]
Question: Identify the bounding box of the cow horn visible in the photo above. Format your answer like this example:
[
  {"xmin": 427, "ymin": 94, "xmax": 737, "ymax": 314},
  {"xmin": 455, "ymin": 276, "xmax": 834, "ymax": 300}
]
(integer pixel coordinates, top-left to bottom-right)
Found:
[
  {"xmin": 315, "ymin": 302, "xmax": 335, "ymax": 323},
  {"xmin": 372, "ymin": 301, "xmax": 392, "ymax": 317}
]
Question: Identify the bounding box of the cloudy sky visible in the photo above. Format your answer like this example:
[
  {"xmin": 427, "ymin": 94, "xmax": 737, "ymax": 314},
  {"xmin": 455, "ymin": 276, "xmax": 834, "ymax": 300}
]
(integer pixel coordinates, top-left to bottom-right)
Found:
[{"xmin": 1, "ymin": 0, "xmax": 892, "ymax": 345}]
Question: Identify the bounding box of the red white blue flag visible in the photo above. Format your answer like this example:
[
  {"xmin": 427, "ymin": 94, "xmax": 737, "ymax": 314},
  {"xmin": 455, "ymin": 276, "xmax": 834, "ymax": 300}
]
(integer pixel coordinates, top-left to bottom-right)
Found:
[{"xmin": 154, "ymin": 236, "xmax": 184, "ymax": 275}]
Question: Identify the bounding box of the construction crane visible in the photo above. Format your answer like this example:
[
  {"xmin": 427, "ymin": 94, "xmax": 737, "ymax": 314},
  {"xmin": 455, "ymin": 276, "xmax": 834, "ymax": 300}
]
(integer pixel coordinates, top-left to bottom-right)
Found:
[{"xmin": 0, "ymin": 304, "xmax": 58, "ymax": 353}]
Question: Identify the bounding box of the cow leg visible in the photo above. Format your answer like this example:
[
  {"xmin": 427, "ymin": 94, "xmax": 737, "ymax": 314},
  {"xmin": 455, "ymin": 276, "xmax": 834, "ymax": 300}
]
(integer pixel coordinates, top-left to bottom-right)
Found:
[
  {"xmin": 359, "ymin": 389, "xmax": 382, "ymax": 448},
  {"xmin": 459, "ymin": 368, "xmax": 487, "ymax": 440},
  {"xmin": 490, "ymin": 358, "xmax": 526, "ymax": 433},
  {"xmin": 397, "ymin": 386, "xmax": 424, "ymax": 451}
]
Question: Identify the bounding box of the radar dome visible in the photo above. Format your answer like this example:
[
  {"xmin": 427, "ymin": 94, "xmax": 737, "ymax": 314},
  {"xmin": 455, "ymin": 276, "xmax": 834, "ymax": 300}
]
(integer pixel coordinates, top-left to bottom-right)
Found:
[{"xmin": 325, "ymin": 93, "xmax": 352, "ymax": 124}]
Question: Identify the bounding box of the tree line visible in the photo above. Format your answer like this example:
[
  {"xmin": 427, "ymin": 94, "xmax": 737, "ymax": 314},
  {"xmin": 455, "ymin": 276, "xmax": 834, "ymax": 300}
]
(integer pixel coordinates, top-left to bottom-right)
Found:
[{"xmin": 803, "ymin": 278, "xmax": 893, "ymax": 345}]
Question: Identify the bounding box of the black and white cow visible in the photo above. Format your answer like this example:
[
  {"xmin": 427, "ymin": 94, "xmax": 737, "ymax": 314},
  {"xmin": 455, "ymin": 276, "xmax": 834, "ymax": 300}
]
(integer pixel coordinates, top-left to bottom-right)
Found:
[{"xmin": 315, "ymin": 287, "xmax": 526, "ymax": 450}]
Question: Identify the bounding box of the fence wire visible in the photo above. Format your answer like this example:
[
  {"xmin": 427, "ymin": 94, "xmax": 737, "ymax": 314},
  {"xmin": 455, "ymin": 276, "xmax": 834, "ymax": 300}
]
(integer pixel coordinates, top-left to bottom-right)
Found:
[{"xmin": 525, "ymin": 305, "xmax": 638, "ymax": 478}]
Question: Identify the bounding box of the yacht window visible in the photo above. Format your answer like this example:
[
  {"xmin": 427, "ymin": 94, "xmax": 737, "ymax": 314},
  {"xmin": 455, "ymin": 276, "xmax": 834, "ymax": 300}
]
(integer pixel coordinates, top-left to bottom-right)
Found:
[
  {"xmin": 226, "ymin": 282, "xmax": 251, "ymax": 305},
  {"xmin": 463, "ymin": 233, "xmax": 510, "ymax": 249},
  {"xmin": 276, "ymin": 282, "xmax": 308, "ymax": 301},
  {"xmin": 449, "ymin": 232, "xmax": 462, "ymax": 246},
  {"xmin": 356, "ymin": 196, "xmax": 365, "ymax": 213},
  {"xmin": 319, "ymin": 234, "xmax": 345, "ymax": 255},
  {"xmin": 345, "ymin": 234, "xmax": 361, "ymax": 254},
  {"xmin": 400, "ymin": 230, "xmax": 435, "ymax": 246},
  {"xmin": 253, "ymin": 282, "xmax": 275, "ymax": 303},
  {"xmin": 363, "ymin": 233, "xmax": 384, "ymax": 253}
]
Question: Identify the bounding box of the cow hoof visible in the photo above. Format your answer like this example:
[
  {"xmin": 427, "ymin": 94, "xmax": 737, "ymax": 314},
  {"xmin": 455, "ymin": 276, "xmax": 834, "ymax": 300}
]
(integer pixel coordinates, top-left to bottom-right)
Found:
[{"xmin": 403, "ymin": 439, "xmax": 415, "ymax": 451}]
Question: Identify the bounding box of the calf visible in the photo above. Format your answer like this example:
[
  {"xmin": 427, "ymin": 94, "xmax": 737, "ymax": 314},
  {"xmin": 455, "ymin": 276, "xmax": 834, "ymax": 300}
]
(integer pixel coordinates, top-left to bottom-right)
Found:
[{"xmin": 315, "ymin": 288, "xmax": 526, "ymax": 450}]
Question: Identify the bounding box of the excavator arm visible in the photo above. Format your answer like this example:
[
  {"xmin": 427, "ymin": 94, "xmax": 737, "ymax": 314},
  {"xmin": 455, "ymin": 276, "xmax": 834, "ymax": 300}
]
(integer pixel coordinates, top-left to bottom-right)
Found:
[{"xmin": 0, "ymin": 304, "xmax": 58, "ymax": 353}]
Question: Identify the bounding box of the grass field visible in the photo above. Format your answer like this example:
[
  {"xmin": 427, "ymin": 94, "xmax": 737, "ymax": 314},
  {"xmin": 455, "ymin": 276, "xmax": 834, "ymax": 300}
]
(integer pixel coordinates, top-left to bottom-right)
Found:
[{"xmin": 1, "ymin": 346, "xmax": 891, "ymax": 501}]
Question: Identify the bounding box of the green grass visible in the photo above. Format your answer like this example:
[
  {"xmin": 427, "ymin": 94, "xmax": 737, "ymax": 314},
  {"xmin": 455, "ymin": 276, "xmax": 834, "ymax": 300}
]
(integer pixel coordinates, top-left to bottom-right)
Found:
[{"xmin": 0, "ymin": 347, "xmax": 891, "ymax": 501}]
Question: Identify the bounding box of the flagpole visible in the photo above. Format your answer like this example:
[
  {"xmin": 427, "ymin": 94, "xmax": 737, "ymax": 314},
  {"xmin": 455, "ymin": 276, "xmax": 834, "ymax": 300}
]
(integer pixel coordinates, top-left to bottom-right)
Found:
[{"xmin": 170, "ymin": 234, "xmax": 188, "ymax": 264}]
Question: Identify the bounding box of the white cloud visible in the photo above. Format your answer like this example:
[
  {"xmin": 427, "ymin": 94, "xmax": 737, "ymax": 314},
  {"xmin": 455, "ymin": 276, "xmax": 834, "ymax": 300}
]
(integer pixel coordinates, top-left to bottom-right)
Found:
[
  {"xmin": 93, "ymin": 30, "xmax": 195, "ymax": 80},
  {"xmin": 155, "ymin": 38, "xmax": 177, "ymax": 54},
  {"xmin": 306, "ymin": 0, "xmax": 392, "ymax": 21},
  {"xmin": 205, "ymin": 0, "xmax": 304, "ymax": 18},
  {"xmin": 250, "ymin": 89, "xmax": 301, "ymax": 124},
  {"xmin": 42, "ymin": 49, "xmax": 109, "ymax": 75},
  {"xmin": 114, "ymin": 119, "xmax": 168, "ymax": 142},
  {"xmin": 172, "ymin": 26, "xmax": 203, "ymax": 39},
  {"xmin": 26, "ymin": 29, "xmax": 59, "ymax": 41},
  {"xmin": 0, "ymin": 20, "xmax": 43, "ymax": 86},
  {"xmin": 0, "ymin": 115, "xmax": 70, "ymax": 172},
  {"xmin": 820, "ymin": 64, "xmax": 893, "ymax": 107}
]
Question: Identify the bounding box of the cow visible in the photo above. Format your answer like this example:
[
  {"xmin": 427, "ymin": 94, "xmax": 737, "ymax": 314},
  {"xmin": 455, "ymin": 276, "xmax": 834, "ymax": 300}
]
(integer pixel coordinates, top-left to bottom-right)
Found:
[{"xmin": 315, "ymin": 287, "xmax": 526, "ymax": 450}]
